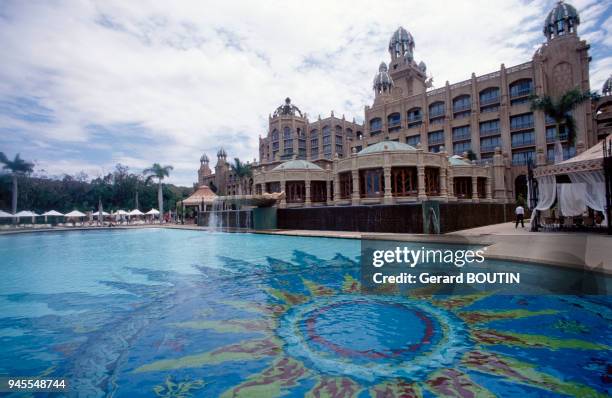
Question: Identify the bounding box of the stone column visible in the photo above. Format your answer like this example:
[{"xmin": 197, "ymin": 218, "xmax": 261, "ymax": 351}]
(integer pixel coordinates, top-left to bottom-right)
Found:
[
  {"xmin": 351, "ymin": 169, "xmax": 360, "ymax": 206},
  {"xmin": 280, "ymin": 179, "xmax": 287, "ymax": 208},
  {"xmin": 383, "ymin": 166, "xmax": 393, "ymax": 205},
  {"xmin": 417, "ymin": 165, "xmax": 426, "ymax": 200},
  {"xmin": 305, "ymin": 179, "xmax": 311, "ymax": 207},
  {"xmin": 447, "ymin": 167, "xmax": 455, "ymax": 198},
  {"xmin": 416, "ymin": 145, "xmax": 427, "ymax": 200},
  {"xmin": 439, "ymin": 166, "xmax": 447, "ymax": 198},
  {"xmin": 326, "ymin": 179, "xmax": 332, "ymax": 205},
  {"xmin": 333, "ymin": 174, "xmax": 340, "ymax": 205},
  {"xmin": 486, "ymin": 170, "xmax": 493, "ymax": 201},
  {"xmin": 471, "ymin": 174, "xmax": 479, "ymax": 203},
  {"xmin": 493, "ymin": 147, "xmax": 506, "ymax": 201}
]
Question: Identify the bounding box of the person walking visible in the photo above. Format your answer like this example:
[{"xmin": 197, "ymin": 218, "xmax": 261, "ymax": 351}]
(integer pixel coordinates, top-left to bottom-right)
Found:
[{"xmin": 515, "ymin": 204, "xmax": 525, "ymax": 228}]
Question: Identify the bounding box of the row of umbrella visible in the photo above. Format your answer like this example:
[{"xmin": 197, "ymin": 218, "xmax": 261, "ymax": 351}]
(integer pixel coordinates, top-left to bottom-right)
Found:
[{"xmin": 0, "ymin": 209, "xmax": 160, "ymax": 219}]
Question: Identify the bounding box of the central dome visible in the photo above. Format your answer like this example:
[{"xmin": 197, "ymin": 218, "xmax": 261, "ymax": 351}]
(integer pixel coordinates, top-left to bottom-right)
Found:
[
  {"xmin": 273, "ymin": 159, "xmax": 322, "ymax": 171},
  {"xmin": 358, "ymin": 141, "xmax": 416, "ymax": 155}
]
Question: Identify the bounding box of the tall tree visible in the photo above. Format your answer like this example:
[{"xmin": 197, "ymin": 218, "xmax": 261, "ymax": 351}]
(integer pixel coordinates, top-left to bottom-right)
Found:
[
  {"xmin": 0, "ymin": 152, "xmax": 34, "ymax": 215},
  {"xmin": 530, "ymin": 88, "xmax": 598, "ymax": 162},
  {"xmin": 144, "ymin": 163, "xmax": 173, "ymax": 223},
  {"xmin": 230, "ymin": 158, "xmax": 252, "ymax": 195}
]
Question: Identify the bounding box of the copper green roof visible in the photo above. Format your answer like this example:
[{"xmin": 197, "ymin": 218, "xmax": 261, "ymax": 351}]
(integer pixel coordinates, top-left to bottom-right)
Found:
[
  {"xmin": 448, "ymin": 155, "xmax": 471, "ymax": 166},
  {"xmin": 358, "ymin": 141, "xmax": 416, "ymax": 155},
  {"xmin": 273, "ymin": 159, "xmax": 323, "ymax": 171}
]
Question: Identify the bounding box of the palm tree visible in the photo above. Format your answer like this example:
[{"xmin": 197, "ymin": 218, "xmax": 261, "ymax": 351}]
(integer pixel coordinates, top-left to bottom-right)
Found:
[
  {"xmin": 0, "ymin": 152, "xmax": 34, "ymax": 216},
  {"xmin": 230, "ymin": 158, "xmax": 252, "ymax": 195},
  {"xmin": 530, "ymin": 88, "xmax": 598, "ymax": 159},
  {"xmin": 144, "ymin": 163, "xmax": 173, "ymax": 223}
]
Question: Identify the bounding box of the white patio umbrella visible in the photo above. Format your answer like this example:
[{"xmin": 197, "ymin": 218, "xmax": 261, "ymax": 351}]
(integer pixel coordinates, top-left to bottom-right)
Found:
[
  {"xmin": 114, "ymin": 210, "xmax": 129, "ymax": 216},
  {"xmin": 42, "ymin": 210, "xmax": 64, "ymax": 223},
  {"xmin": 129, "ymin": 209, "xmax": 144, "ymax": 216},
  {"xmin": 0, "ymin": 210, "xmax": 13, "ymax": 218},
  {"xmin": 92, "ymin": 211, "xmax": 110, "ymax": 217},
  {"xmin": 15, "ymin": 210, "xmax": 40, "ymax": 224},
  {"xmin": 146, "ymin": 209, "xmax": 160, "ymax": 215},
  {"xmin": 65, "ymin": 210, "xmax": 86, "ymax": 218},
  {"xmin": 42, "ymin": 210, "xmax": 64, "ymax": 216}
]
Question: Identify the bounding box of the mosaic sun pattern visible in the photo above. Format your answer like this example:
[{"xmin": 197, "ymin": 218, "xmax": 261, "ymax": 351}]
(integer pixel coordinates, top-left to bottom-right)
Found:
[{"xmin": 0, "ymin": 230, "xmax": 610, "ymax": 397}]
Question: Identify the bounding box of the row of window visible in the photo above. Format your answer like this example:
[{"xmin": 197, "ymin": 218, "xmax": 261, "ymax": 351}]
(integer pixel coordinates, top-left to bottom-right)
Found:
[{"xmin": 368, "ymin": 79, "xmax": 533, "ymax": 133}]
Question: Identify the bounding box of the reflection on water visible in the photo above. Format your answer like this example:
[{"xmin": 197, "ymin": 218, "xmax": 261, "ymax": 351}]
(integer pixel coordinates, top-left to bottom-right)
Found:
[{"xmin": 0, "ymin": 229, "xmax": 610, "ymax": 397}]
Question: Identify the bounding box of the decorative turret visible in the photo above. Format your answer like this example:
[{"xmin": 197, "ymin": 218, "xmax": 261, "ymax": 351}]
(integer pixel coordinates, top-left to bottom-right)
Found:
[
  {"xmin": 603, "ymin": 75, "xmax": 612, "ymax": 96},
  {"xmin": 373, "ymin": 62, "xmax": 394, "ymax": 95},
  {"xmin": 544, "ymin": 1, "xmax": 580, "ymax": 40},
  {"xmin": 418, "ymin": 61, "xmax": 427, "ymax": 73},
  {"xmin": 200, "ymin": 153, "xmax": 209, "ymax": 164},
  {"xmin": 388, "ymin": 26, "xmax": 415, "ymax": 63},
  {"xmin": 272, "ymin": 97, "xmax": 303, "ymax": 117},
  {"xmin": 217, "ymin": 148, "xmax": 227, "ymax": 159}
]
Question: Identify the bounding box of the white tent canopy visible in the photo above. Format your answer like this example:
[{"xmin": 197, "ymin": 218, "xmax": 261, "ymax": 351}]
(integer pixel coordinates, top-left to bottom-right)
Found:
[
  {"xmin": 129, "ymin": 209, "xmax": 144, "ymax": 216},
  {"xmin": 114, "ymin": 210, "xmax": 129, "ymax": 216},
  {"xmin": 42, "ymin": 210, "xmax": 64, "ymax": 216},
  {"xmin": 533, "ymin": 135, "xmax": 609, "ymax": 223},
  {"xmin": 92, "ymin": 211, "xmax": 110, "ymax": 217},
  {"xmin": 146, "ymin": 209, "xmax": 160, "ymax": 215},
  {"xmin": 65, "ymin": 210, "xmax": 86, "ymax": 218},
  {"xmin": 0, "ymin": 210, "xmax": 14, "ymax": 218}
]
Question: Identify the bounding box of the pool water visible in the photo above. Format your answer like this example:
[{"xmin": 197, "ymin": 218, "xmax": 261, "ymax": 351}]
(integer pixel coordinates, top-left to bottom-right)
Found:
[{"xmin": 0, "ymin": 229, "xmax": 610, "ymax": 397}]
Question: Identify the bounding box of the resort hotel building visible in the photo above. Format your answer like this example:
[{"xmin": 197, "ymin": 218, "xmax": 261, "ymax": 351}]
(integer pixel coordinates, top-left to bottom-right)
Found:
[{"xmin": 196, "ymin": 1, "xmax": 612, "ymax": 208}]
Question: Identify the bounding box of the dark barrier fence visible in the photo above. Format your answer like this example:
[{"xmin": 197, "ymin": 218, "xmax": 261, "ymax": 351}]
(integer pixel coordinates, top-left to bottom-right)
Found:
[
  {"xmin": 278, "ymin": 202, "xmax": 514, "ymax": 234},
  {"xmin": 278, "ymin": 204, "xmax": 423, "ymax": 233},
  {"xmin": 438, "ymin": 202, "xmax": 514, "ymax": 233}
]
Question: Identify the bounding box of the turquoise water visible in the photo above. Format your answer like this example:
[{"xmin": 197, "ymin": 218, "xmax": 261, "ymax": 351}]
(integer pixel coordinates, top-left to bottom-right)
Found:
[{"xmin": 0, "ymin": 229, "xmax": 610, "ymax": 397}]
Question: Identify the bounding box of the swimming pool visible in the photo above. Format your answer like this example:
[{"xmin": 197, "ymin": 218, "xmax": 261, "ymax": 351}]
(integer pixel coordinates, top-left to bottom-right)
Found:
[{"xmin": 0, "ymin": 229, "xmax": 610, "ymax": 397}]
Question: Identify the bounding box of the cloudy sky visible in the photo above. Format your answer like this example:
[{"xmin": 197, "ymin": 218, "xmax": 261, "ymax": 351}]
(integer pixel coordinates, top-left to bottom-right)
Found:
[{"xmin": 0, "ymin": 0, "xmax": 610, "ymax": 186}]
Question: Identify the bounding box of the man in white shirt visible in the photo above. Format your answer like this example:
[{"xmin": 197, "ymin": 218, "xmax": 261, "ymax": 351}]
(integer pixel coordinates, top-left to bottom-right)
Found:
[{"xmin": 515, "ymin": 205, "xmax": 525, "ymax": 228}]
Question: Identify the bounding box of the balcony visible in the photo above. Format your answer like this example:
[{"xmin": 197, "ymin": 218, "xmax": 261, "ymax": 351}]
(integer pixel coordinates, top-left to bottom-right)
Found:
[
  {"xmin": 510, "ymin": 122, "xmax": 534, "ymax": 131},
  {"xmin": 452, "ymin": 133, "xmax": 471, "ymax": 142},
  {"xmin": 480, "ymin": 128, "xmax": 500, "ymax": 137},
  {"xmin": 428, "ymin": 137, "xmax": 445, "ymax": 145},
  {"xmin": 480, "ymin": 96, "xmax": 500, "ymax": 106},
  {"xmin": 546, "ymin": 133, "xmax": 568, "ymax": 143},
  {"xmin": 480, "ymin": 145, "xmax": 499, "ymax": 152},
  {"xmin": 510, "ymin": 88, "xmax": 533, "ymax": 98},
  {"xmin": 511, "ymin": 139, "xmax": 535, "ymax": 148}
]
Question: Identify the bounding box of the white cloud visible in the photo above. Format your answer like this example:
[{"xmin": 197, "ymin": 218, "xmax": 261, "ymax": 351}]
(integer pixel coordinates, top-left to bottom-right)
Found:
[{"xmin": 0, "ymin": 0, "xmax": 610, "ymax": 185}]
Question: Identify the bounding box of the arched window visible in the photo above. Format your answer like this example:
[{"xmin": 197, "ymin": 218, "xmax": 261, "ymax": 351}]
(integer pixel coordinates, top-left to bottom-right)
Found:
[
  {"xmin": 310, "ymin": 129, "xmax": 319, "ymax": 160},
  {"xmin": 346, "ymin": 128, "xmax": 353, "ymax": 139},
  {"xmin": 387, "ymin": 112, "xmax": 401, "ymax": 129},
  {"xmin": 370, "ymin": 118, "xmax": 382, "ymax": 135},
  {"xmin": 509, "ymin": 79, "xmax": 533, "ymax": 98},
  {"xmin": 322, "ymin": 126, "xmax": 332, "ymax": 157},
  {"xmin": 356, "ymin": 131, "xmax": 363, "ymax": 140},
  {"xmin": 271, "ymin": 129, "xmax": 279, "ymax": 141},
  {"xmin": 479, "ymin": 87, "xmax": 500, "ymax": 112},
  {"xmin": 452, "ymin": 95, "xmax": 471, "ymax": 112},
  {"xmin": 407, "ymin": 107, "xmax": 422, "ymax": 128},
  {"xmin": 428, "ymin": 101, "xmax": 445, "ymax": 120},
  {"xmin": 283, "ymin": 127, "xmax": 293, "ymax": 155}
]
